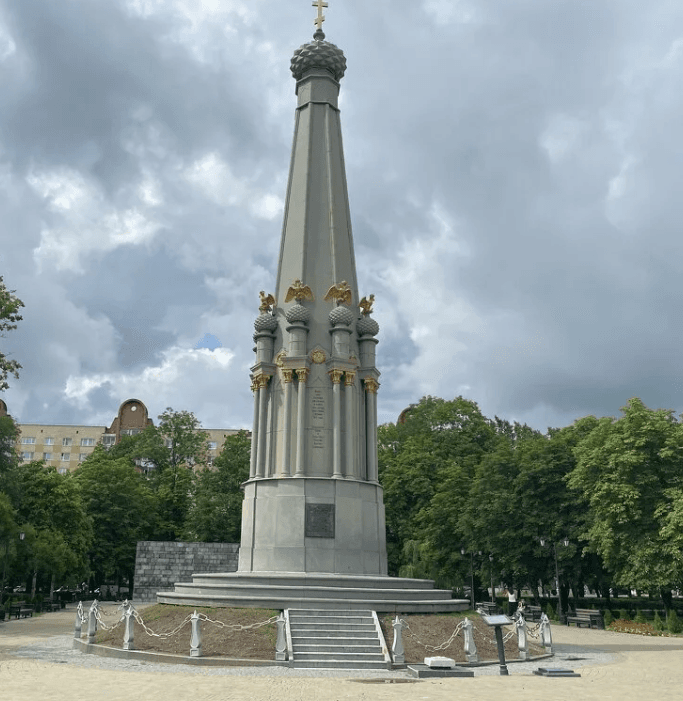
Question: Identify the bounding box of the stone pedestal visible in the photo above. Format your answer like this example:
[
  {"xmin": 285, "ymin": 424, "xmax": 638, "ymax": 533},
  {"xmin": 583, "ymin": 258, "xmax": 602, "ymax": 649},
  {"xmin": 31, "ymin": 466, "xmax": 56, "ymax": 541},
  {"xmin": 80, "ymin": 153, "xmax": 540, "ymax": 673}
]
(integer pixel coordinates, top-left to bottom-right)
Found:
[{"xmin": 238, "ymin": 477, "xmax": 387, "ymax": 575}]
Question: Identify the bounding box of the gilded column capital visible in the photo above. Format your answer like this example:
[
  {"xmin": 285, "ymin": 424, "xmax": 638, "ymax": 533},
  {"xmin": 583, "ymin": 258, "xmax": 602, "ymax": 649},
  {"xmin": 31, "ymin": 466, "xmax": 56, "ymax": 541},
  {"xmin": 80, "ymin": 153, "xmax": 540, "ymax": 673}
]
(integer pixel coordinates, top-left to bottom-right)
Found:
[
  {"xmin": 282, "ymin": 368, "xmax": 294, "ymax": 383},
  {"xmin": 329, "ymin": 369, "xmax": 343, "ymax": 384},
  {"xmin": 364, "ymin": 377, "xmax": 380, "ymax": 394},
  {"xmin": 344, "ymin": 370, "xmax": 356, "ymax": 386},
  {"xmin": 255, "ymin": 373, "xmax": 271, "ymax": 389},
  {"xmin": 296, "ymin": 367, "xmax": 310, "ymax": 383},
  {"xmin": 250, "ymin": 379, "xmax": 259, "ymax": 393}
]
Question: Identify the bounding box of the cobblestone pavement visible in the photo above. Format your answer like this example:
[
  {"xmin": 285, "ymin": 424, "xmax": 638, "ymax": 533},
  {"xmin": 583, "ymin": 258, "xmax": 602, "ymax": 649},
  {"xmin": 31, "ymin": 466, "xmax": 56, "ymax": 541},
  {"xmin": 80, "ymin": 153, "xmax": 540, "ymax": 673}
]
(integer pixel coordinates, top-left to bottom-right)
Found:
[{"xmin": 1, "ymin": 605, "xmax": 682, "ymax": 700}]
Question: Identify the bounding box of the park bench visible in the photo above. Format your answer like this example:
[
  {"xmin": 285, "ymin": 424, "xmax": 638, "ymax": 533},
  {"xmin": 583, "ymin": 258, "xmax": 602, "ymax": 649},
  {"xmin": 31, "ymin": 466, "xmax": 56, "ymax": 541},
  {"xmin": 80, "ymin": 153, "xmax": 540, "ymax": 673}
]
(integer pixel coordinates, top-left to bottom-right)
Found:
[
  {"xmin": 42, "ymin": 599, "xmax": 61, "ymax": 612},
  {"xmin": 476, "ymin": 601, "xmax": 501, "ymax": 616},
  {"xmin": 10, "ymin": 601, "xmax": 34, "ymax": 619},
  {"xmin": 523, "ymin": 605, "xmax": 543, "ymax": 621},
  {"xmin": 566, "ymin": 608, "xmax": 603, "ymax": 629}
]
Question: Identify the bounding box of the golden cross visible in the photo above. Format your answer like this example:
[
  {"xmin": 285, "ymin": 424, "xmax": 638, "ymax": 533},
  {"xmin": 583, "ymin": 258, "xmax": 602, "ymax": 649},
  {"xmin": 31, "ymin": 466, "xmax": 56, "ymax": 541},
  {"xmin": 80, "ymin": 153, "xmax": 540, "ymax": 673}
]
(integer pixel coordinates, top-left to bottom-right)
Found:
[{"xmin": 313, "ymin": 0, "xmax": 328, "ymax": 30}]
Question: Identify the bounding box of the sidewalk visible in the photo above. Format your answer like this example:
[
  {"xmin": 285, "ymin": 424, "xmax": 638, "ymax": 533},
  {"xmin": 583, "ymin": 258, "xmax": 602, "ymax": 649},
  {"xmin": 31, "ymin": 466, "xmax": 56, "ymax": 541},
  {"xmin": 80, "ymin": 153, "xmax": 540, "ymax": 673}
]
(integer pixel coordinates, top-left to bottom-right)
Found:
[{"xmin": 1, "ymin": 608, "xmax": 681, "ymax": 700}]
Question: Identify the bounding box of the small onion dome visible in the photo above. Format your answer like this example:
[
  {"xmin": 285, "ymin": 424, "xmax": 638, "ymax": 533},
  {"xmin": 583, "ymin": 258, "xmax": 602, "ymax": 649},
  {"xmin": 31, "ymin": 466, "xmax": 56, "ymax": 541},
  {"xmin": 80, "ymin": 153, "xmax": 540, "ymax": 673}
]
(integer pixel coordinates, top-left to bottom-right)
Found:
[
  {"xmin": 285, "ymin": 302, "xmax": 311, "ymax": 324},
  {"xmin": 329, "ymin": 304, "xmax": 354, "ymax": 327},
  {"xmin": 357, "ymin": 315, "xmax": 380, "ymax": 336},
  {"xmin": 291, "ymin": 30, "xmax": 347, "ymax": 82},
  {"xmin": 254, "ymin": 312, "xmax": 277, "ymax": 333}
]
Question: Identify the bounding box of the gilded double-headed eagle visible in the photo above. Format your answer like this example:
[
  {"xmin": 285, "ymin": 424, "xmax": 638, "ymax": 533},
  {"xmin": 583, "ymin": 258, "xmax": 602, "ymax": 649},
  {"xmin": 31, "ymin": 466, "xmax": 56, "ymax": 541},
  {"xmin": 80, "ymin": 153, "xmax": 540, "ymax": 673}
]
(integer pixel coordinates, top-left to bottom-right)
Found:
[
  {"xmin": 259, "ymin": 291, "xmax": 276, "ymax": 313},
  {"xmin": 324, "ymin": 281, "xmax": 352, "ymax": 306},
  {"xmin": 285, "ymin": 279, "xmax": 314, "ymax": 303},
  {"xmin": 359, "ymin": 294, "xmax": 375, "ymax": 315}
]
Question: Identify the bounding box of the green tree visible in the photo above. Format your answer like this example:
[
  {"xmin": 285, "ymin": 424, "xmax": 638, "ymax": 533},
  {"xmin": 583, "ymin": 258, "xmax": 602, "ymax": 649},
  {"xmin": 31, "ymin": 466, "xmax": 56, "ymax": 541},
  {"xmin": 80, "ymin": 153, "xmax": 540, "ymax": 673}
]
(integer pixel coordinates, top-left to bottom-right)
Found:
[
  {"xmin": 0, "ymin": 276, "xmax": 24, "ymax": 391},
  {"xmin": 183, "ymin": 431, "xmax": 250, "ymax": 543},
  {"xmin": 75, "ymin": 447, "xmax": 156, "ymax": 592},
  {"xmin": 568, "ymin": 398, "xmax": 683, "ymax": 609},
  {"xmin": 11, "ymin": 462, "xmax": 92, "ymax": 589},
  {"xmin": 0, "ymin": 414, "xmax": 20, "ymax": 493}
]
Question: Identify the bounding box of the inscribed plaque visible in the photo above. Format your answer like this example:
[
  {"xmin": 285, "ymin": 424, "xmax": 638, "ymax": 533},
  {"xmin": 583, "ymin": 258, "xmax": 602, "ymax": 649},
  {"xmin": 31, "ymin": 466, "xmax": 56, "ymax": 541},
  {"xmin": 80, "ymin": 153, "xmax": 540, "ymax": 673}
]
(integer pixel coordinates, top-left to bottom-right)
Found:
[{"xmin": 305, "ymin": 503, "xmax": 335, "ymax": 538}]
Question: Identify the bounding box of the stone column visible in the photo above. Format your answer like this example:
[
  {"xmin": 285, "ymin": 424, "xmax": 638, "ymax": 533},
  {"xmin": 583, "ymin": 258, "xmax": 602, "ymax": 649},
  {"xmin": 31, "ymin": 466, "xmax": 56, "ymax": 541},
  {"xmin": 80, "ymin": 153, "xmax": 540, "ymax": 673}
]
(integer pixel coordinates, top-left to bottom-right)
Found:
[
  {"xmin": 344, "ymin": 371, "xmax": 356, "ymax": 479},
  {"xmin": 256, "ymin": 374, "xmax": 270, "ymax": 478},
  {"xmin": 280, "ymin": 369, "xmax": 294, "ymax": 476},
  {"xmin": 330, "ymin": 369, "xmax": 343, "ymax": 478},
  {"xmin": 294, "ymin": 368, "xmax": 309, "ymax": 476},
  {"xmin": 364, "ymin": 378, "xmax": 379, "ymax": 482},
  {"xmin": 249, "ymin": 378, "xmax": 259, "ymax": 478}
]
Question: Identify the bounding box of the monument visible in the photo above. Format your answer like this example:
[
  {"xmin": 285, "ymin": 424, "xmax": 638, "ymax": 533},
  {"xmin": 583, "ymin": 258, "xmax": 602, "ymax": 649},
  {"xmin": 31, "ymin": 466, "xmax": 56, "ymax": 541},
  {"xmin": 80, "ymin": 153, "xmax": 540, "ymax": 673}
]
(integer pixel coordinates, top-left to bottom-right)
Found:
[{"xmin": 158, "ymin": 3, "xmax": 467, "ymax": 612}]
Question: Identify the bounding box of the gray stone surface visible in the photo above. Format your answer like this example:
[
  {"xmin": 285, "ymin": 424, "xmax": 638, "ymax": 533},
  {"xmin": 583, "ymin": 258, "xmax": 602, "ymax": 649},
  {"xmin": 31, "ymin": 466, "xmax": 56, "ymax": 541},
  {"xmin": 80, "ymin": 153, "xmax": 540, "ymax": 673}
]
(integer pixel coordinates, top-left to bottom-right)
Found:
[{"xmin": 133, "ymin": 541, "xmax": 238, "ymax": 601}]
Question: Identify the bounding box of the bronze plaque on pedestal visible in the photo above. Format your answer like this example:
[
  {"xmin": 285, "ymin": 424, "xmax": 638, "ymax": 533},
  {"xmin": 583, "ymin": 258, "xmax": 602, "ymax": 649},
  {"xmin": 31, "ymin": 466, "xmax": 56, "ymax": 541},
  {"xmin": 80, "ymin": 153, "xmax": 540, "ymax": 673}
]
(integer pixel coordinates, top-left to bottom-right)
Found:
[{"xmin": 305, "ymin": 503, "xmax": 335, "ymax": 538}]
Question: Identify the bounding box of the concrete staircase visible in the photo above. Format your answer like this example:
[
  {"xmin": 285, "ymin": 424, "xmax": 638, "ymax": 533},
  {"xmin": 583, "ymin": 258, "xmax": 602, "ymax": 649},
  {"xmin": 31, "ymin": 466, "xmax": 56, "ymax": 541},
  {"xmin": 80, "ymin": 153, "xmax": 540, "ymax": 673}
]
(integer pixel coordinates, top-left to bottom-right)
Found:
[{"xmin": 286, "ymin": 608, "xmax": 391, "ymax": 669}]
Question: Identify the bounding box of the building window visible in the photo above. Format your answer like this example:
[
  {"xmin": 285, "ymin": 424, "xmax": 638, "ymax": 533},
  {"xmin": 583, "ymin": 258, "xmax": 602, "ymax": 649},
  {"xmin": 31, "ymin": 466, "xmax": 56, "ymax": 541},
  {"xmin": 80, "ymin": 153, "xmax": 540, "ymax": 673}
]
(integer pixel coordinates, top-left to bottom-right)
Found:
[
  {"xmin": 44, "ymin": 437, "xmax": 54, "ymax": 445},
  {"xmin": 121, "ymin": 428, "xmax": 141, "ymax": 436},
  {"xmin": 79, "ymin": 453, "xmax": 88, "ymax": 462},
  {"xmin": 61, "ymin": 453, "xmax": 70, "ymax": 461},
  {"xmin": 62, "ymin": 437, "xmax": 72, "ymax": 447},
  {"xmin": 58, "ymin": 468, "xmax": 67, "ymax": 475},
  {"xmin": 80, "ymin": 438, "xmax": 95, "ymax": 446},
  {"xmin": 21, "ymin": 451, "xmax": 34, "ymax": 461},
  {"xmin": 21, "ymin": 437, "xmax": 36, "ymax": 444},
  {"xmin": 208, "ymin": 441, "xmax": 217, "ymax": 450},
  {"xmin": 43, "ymin": 452, "xmax": 52, "ymax": 461},
  {"xmin": 164, "ymin": 438, "xmax": 173, "ymax": 448},
  {"xmin": 101, "ymin": 435, "xmax": 116, "ymax": 446}
]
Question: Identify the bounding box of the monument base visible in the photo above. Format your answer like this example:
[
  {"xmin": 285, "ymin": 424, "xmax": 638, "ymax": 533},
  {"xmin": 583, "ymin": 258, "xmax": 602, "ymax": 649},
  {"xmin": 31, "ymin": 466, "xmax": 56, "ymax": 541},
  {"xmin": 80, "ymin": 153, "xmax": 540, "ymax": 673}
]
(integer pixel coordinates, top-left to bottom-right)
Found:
[{"xmin": 237, "ymin": 477, "xmax": 388, "ymax": 575}]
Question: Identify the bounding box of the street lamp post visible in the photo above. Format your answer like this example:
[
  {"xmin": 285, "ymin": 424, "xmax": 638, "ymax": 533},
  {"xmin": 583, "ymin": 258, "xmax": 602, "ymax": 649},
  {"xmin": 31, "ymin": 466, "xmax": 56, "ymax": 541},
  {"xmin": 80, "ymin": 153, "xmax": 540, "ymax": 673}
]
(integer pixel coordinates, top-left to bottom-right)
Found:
[
  {"xmin": 540, "ymin": 537, "xmax": 569, "ymax": 622},
  {"xmin": 461, "ymin": 548, "xmax": 475, "ymax": 610}
]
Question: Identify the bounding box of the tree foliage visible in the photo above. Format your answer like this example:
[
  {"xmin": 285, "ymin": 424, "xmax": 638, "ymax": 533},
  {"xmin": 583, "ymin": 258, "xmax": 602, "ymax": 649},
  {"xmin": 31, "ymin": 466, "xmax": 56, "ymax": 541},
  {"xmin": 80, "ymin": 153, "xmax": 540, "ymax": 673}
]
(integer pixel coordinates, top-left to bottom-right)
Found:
[
  {"xmin": 183, "ymin": 431, "xmax": 250, "ymax": 543},
  {"xmin": 0, "ymin": 276, "xmax": 24, "ymax": 391}
]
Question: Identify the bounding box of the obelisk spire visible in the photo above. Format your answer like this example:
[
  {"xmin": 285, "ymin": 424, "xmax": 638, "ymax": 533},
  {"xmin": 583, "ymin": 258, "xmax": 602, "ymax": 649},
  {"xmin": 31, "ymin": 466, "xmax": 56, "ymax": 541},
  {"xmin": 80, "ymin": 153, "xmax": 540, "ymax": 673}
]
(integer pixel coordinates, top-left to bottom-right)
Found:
[{"xmin": 239, "ymin": 12, "xmax": 385, "ymax": 575}]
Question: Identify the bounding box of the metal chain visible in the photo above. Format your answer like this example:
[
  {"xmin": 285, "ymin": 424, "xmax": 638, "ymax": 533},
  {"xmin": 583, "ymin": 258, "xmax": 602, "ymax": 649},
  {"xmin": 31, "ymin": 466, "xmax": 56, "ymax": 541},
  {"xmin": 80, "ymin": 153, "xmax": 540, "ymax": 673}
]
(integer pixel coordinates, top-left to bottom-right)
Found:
[
  {"xmin": 402, "ymin": 619, "xmax": 466, "ymax": 652},
  {"xmin": 472, "ymin": 625, "xmax": 516, "ymax": 645}
]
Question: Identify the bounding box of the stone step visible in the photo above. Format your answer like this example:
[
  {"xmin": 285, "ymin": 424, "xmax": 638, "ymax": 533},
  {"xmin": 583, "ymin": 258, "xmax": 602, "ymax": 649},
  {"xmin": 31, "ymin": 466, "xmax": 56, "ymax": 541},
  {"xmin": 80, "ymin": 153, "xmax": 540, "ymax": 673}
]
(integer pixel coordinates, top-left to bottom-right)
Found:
[
  {"xmin": 294, "ymin": 643, "xmax": 382, "ymax": 653},
  {"xmin": 294, "ymin": 651, "xmax": 386, "ymax": 662},
  {"xmin": 189, "ymin": 572, "xmax": 438, "ymax": 590},
  {"xmin": 172, "ymin": 582, "xmax": 452, "ymax": 601},
  {"xmin": 291, "ymin": 630, "xmax": 378, "ymax": 638},
  {"xmin": 290, "ymin": 659, "xmax": 390, "ymax": 670},
  {"xmin": 157, "ymin": 591, "xmax": 468, "ymax": 613},
  {"xmin": 289, "ymin": 615, "xmax": 374, "ymax": 624},
  {"xmin": 289, "ymin": 622, "xmax": 376, "ymax": 632},
  {"xmin": 288, "ymin": 608, "xmax": 373, "ymax": 616}
]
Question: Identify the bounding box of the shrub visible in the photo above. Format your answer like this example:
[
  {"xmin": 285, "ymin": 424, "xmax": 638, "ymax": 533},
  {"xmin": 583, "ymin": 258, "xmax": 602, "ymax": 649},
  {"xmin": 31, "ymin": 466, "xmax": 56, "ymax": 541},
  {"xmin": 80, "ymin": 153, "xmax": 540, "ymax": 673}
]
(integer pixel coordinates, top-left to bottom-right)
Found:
[
  {"xmin": 667, "ymin": 610, "xmax": 683, "ymax": 635},
  {"xmin": 653, "ymin": 611, "xmax": 664, "ymax": 632},
  {"xmin": 603, "ymin": 610, "xmax": 613, "ymax": 626},
  {"xmin": 619, "ymin": 609, "xmax": 630, "ymax": 621},
  {"xmin": 545, "ymin": 603, "xmax": 557, "ymax": 621},
  {"xmin": 635, "ymin": 610, "xmax": 647, "ymax": 624}
]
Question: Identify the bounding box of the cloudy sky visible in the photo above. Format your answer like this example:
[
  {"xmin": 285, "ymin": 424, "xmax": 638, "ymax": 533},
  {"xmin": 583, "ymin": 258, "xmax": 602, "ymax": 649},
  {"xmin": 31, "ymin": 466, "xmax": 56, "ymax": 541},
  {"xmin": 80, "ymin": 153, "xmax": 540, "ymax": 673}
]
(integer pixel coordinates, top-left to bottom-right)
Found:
[{"xmin": 1, "ymin": 0, "xmax": 683, "ymax": 433}]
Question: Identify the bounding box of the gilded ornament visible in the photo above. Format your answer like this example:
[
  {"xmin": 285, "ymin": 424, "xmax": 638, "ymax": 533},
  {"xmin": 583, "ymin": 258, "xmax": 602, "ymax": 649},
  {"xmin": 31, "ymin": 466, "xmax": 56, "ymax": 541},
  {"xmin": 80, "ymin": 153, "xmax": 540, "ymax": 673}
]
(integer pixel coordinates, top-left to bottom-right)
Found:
[
  {"xmin": 364, "ymin": 377, "xmax": 379, "ymax": 394},
  {"xmin": 329, "ymin": 369, "xmax": 343, "ymax": 384},
  {"xmin": 310, "ymin": 349, "xmax": 326, "ymax": 364},
  {"xmin": 285, "ymin": 279, "xmax": 314, "ymax": 303},
  {"xmin": 324, "ymin": 280, "xmax": 352, "ymax": 306},
  {"xmin": 313, "ymin": 0, "xmax": 328, "ymax": 30},
  {"xmin": 275, "ymin": 350, "xmax": 287, "ymax": 367},
  {"xmin": 359, "ymin": 294, "xmax": 375, "ymax": 315},
  {"xmin": 282, "ymin": 368, "xmax": 294, "ymax": 383},
  {"xmin": 344, "ymin": 371, "xmax": 356, "ymax": 386},
  {"xmin": 296, "ymin": 367, "xmax": 310, "ymax": 383},
  {"xmin": 256, "ymin": 374, "xmax": 271, "ymax": 389},
  {"xmin": 259, "ymin": 291, "xmax": 276, "ymax": 313}
]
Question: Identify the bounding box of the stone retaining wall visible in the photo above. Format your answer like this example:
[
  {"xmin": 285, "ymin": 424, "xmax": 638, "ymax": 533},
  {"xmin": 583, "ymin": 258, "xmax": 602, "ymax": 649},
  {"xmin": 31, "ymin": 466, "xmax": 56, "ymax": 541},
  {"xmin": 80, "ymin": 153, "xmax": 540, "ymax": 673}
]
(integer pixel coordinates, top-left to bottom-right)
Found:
[{"xmin": 133, "ymin": 541, "xmax": 239, "ymax": 601}]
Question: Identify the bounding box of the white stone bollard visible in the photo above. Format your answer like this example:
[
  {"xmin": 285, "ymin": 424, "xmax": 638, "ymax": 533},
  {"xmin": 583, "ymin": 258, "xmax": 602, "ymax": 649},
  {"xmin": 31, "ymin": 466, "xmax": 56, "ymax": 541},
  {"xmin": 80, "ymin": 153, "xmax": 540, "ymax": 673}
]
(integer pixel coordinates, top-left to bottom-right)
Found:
[
  {"xmin": 190, "ymin": 610, "xmax": 202, "ymax": 658},
  {"xmin": 74, "ymin": 603, "xmax": 83, "ymax": 639},
  {"xmin": 515, "ymin": 612, "xmax": 528, "ymax": 660},
  {"xmin": 123, "ymin": 602, "xmax": 135, "ymax": 651},
  {"xmin": 87, "ymin": 600, "xmax": 99, "ymax": 644},
  {"xmin": 391, "ymin": 616, "xmax": 407, "ymax": 665},
  {"xmin": 540, "ymin": 613, "xmax": 553, "ymax": 653},
  {"xmin": 275, "ymin": 613, "xmax": 287, "ymax": 660},
  {"xmin": 462, "ymin": 617, "xmax": 478, "ymax": 663}
]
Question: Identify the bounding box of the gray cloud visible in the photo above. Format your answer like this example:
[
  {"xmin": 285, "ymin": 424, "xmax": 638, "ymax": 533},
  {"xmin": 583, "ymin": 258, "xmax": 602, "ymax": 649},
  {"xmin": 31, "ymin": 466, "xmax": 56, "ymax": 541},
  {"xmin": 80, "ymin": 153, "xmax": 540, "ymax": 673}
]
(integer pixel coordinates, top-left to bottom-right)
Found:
[{"xmin": 1, "ymin": 0, "xmax": 683, "ymax": 433}]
